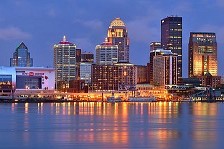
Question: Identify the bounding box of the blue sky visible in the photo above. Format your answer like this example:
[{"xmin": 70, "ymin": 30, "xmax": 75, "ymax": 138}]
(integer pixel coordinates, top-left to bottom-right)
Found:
[{"xmin": 0, "ymin": 0, "xmax": 224, "ymax": 77}]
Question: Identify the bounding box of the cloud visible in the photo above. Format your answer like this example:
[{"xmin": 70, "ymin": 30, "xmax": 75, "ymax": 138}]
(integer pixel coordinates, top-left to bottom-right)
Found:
[{"xmin": 0, "ymin": 27, "xmax": 31, "ymax": 41}]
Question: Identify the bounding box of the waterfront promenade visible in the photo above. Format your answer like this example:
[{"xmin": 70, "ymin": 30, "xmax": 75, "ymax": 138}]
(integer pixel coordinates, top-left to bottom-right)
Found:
[{"xmin": 1, "ymin": 89, "xmax": 224, "ymax": 103}]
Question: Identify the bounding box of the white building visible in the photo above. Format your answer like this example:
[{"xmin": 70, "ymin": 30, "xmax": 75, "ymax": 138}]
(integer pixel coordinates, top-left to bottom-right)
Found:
[
  {"xmin": 0, "ymin": 66, "xmax": 55, "ymax": 92},
  {"xmin": 96, "ymin": 39, "xmax": 118, "ymax": 65},
  {"xmin": 54, "ymin": 36, "xmax": 76, "ymax": 88}
]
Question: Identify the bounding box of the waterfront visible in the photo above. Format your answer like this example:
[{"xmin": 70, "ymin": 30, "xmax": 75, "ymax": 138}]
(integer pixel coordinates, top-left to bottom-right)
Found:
[{"xmin": 0, "ymin": 102, "xmax": 224, "ymax": 149}]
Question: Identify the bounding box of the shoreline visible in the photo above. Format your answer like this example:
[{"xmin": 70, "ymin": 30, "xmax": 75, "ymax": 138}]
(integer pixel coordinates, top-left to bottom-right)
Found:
[{"xmin": 0, "ymin": 98, "xmax": 223, "ymax": 103}]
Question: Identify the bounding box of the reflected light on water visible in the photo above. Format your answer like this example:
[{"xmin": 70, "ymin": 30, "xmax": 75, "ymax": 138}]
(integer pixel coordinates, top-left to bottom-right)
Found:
[
  {"xmin": 25, "ymin": 103, "xmax": 29, "ymax": 114},
  {"xmin": 1, "ymin": 102, "xmax": 223, "ymax": 149}
]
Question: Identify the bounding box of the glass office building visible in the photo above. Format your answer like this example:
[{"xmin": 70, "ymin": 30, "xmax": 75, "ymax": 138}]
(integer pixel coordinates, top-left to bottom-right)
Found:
[{"xmin": 10, "ymin": 42, "xmax": 33, "ymax": 67}]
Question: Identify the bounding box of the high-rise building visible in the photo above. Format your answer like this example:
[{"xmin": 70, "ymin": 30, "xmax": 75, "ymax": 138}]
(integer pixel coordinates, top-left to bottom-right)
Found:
[
  {"xmin": 188, "ymin": 32, "xmax": 220, "ymax": 87},
  {"xmin": 10, "ymin": 42, "xmax": 33, "ymax": 67},
  {"xmin": 161, "ymin": 16, "xmax": 182, "ymax": 82},
  {"xmin": 188, "ymin": 32, "xmax": 218, "ymax": 77},
  {"xmin": 96, "ymin": 39, "xmax": 118, "ymax": 65},
  {"xmin": 53, "ymin": 36, "xmax": 76, "ymax": 89},
  {"xmin": 153, "ymin": 50, "xmax": 178, "ymax": 86},
  {"xmin": 107, "ymin": 18, "xmax": 129, "ymax": 63}
]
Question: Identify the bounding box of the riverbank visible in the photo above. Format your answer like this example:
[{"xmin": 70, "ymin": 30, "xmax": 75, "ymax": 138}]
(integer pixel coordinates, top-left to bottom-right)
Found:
[{"xmin": 0, "ymin": 97, "xmax": 223, "ymax": 103}]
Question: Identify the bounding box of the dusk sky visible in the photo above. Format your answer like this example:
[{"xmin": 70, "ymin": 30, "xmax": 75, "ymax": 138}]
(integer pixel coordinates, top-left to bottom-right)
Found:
[{"xmin": 0, "ymin": 0, "xmax": 224, "ymax": 77}]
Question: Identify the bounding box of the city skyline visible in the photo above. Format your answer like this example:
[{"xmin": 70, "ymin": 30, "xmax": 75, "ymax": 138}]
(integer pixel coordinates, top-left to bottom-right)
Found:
[{"xmin": 0, "ymin": 1, "xmax": 224, "ymax": 77}]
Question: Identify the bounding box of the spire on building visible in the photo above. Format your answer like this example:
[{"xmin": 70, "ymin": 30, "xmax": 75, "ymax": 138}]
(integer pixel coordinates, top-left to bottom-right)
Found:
[{"xmin": 63, "ymin": 35, "xmax": 66, "ymax": 42}]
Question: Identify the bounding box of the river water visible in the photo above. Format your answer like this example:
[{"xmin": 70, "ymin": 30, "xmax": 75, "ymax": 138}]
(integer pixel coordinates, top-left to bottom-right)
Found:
[{"xmin": 0, "ymin": 102, "xmax": 224, "ymax": 149}]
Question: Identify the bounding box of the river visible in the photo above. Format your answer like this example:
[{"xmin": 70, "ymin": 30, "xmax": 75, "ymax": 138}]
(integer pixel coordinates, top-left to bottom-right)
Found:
[{"xmin": 0, "ymin": 102, "xmax": 223, "ymax": 149}]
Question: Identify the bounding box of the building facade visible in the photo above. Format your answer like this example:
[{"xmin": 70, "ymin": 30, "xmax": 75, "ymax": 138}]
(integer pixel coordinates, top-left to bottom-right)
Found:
[
  {"xmin": 153, "ymin": 50, "xmax": 178, "ymax": 86},
  {"xmin": 76, "ymin": 49, "xmax": 82, "ymax": 63},
  {"xmin": 10, "ymin": 42, "xmax": 33, "ymax": 67},
  {"xmin": 53, "ymin": 36, "xmax": 76, "ymax": 89},
  {"xmin": 15, "ymin": 67, "xmax": 55, "ymax": 90},
  {"xmin": 161, "ymin": 16, "xmax": 182, "ymax": 82},
  {"xmin": 149, "ymin": 49, "xmax": 164, "ymax": 84},
  {"xmin": 92, "ymin": 63, "xmax": 136, "ymax": 91},
  {"xmin": 80, "ymin": 62, "xmax": 92, "ymax": 84},
  {"xmin": 81, "ymin": 52, "xmax": 94, "ymax": 63},
  {"xmin": 0, "ymin": 66, "xmax": 55, "ymax": 93},
  {"xmin": 136, "ymin": 65, "xmax": 147, "ymax": 84},
  {"xmin": 188, "ymin": 32, "xmax": 218, "ymax": 77},
  {"xmin": 95, "ymin": 40, "xmax": 118, "ymax": 65},
  {"xmin": 188, "ymin": 32, "xmax": 220, "ymax": 87},
  {"xmin": 107, "ymin": 18, "xmax": 129, "ymax": 63}
]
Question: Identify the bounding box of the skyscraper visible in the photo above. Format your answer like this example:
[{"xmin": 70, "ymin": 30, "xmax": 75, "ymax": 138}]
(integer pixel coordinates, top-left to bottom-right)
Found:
[
  {"xmin": 188, "ymin": 32, "xmax": 218, "ymax": 77},
  {"xmin": 188, "ymin": 32, "xmax": 220, "ymax": 87},
  {"xmin": 96, "ymin": 39, "xmax": 118, "ymax": 65},
  {"xmin": 53, "ymin": 36, "xmax": 76, "ymax": 89},
  {"xmin": 107, "ymin": 18, "xmax": 129, "ymax": 63},
  {"xmin": 161, "ymin": 16, "xmax": 182, "ymax": 82},
  {"xmin": 10, "ymin": 42, "xmax": 33, "ymax": 67}
]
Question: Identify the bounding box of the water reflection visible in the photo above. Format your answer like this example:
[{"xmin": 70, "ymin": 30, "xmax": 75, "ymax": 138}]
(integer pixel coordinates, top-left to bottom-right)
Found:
[{"xmin": 0, "ymin": 102, "xmax": 223, "ymax": 149}]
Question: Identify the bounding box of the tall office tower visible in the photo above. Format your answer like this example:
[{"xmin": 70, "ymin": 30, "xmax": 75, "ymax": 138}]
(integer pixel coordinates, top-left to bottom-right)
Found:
[
  {"xmin": 153, "ymin": 50, "xmax": 178, "ymax": 86},
  {"xmin": 161, "ymin": 16, "xmax": 182, "ymax": 82},
  {"xmin": 96, "ymin": 39, "xmax": 118, "ymax": 65},
  {"xmin": 188, "ymin": 32, "xmax": 220, "ymax": 87},
  {"xmin": 53, "ymin": 36, "xmax": 76, "ymax": 89},
  {"xmin": 10, "ymin": 42, "xmax": 33, "ymax": 67},
  {"xmin": 150, "ymin": 42, "xmax": 161, "ymax": 52},
  {"xmin": 188, "ymin": 32, "xmax": 217, "ymax": 77},
  {"xmin": 107, "ymin": 18, "xmax": 129, "ymax": 62}
]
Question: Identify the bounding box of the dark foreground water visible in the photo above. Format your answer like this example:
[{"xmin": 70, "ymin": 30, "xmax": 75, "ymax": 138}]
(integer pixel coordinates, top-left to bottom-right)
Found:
[{"xmin": 0, "ymin": 102, "xmax": 224, "ymax": 149}]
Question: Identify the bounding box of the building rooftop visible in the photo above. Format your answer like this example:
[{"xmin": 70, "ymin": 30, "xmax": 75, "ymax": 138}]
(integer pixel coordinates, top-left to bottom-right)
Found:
[
  {"xmin": 58, "ymin": 36, "xmax": 73, "ymax": 44},
  {"xmin": 17, "ymin": 42, "xmax": 28, "ymax": 49},
  {"xmin": 109, "ymin": 18, "xmax": 125, "ymax": 27}
]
